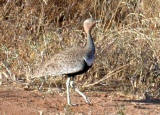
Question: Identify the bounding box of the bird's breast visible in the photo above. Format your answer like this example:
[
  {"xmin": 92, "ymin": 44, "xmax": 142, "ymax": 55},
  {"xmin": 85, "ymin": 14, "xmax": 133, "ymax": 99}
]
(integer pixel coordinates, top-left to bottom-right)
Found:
[
  {"xmin": 83, "ymin": 51, "xmax": 95, "ymax": 66},
  {"xmin": 85, "ymin": 56, "xmax": 94, "ymax": 66}
]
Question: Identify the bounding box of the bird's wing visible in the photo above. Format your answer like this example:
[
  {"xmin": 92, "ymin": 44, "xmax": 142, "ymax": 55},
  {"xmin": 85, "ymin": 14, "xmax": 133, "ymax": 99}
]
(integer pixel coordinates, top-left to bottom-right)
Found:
[{"xmin": 33, "ymin": 48, "xmax": 86, "ymax": 77}]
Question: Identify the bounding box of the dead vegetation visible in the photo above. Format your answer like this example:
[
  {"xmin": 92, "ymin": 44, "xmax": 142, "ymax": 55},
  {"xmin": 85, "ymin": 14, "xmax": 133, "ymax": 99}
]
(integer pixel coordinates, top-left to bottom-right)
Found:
[{"xmin": 0, "ymin": 0, "xmax": 160, "ymax": 99}]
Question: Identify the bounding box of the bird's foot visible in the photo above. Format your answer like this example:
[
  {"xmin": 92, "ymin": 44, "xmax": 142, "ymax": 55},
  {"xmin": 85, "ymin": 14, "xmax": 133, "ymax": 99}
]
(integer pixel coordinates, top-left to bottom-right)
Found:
[
  {"xmin": 68, "ymin": 103, "xmax": 78, "ymax": 106},
  {"xmin": 85, "ymin": 98, "xmax": 92, "ymax": 105}
]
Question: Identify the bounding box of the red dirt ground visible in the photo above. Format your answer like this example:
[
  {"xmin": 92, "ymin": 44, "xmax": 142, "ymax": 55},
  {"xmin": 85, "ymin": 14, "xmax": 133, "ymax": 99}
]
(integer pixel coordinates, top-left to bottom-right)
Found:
[{"xmin": 0, "ymin": 85, "xmax": 160, "ymax": 115}]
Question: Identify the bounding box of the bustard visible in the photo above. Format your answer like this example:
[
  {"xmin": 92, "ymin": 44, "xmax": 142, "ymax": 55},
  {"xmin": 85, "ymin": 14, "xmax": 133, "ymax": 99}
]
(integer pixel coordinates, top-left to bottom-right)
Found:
[{"xmin": 33, "ymin": 18, "xmax": 98, "ymax": 105}]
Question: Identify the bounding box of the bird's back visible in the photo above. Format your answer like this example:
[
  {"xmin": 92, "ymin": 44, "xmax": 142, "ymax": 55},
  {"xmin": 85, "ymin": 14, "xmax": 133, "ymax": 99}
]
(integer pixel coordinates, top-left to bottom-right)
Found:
[{"xmin": 33, "ymin": 46, "xmax": 89, "ymax": 77}]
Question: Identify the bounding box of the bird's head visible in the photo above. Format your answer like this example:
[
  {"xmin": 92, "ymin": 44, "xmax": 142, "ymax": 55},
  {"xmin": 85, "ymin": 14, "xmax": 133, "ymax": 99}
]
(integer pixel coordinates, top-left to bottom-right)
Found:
[{"xmin": 83, "ymin": 18, "xmax": 99, "ymax": 34}]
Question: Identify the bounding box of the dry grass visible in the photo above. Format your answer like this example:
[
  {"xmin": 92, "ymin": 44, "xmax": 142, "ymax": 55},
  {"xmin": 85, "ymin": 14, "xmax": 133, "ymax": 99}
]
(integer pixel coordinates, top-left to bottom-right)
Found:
[{"xmin": 0, "ymin": 0, "xmax": 160, "ymax": 98}]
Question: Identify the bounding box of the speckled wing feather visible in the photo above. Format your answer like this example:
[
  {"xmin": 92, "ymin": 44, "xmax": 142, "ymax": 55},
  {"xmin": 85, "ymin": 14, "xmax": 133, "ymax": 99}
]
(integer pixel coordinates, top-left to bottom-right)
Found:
[{"xmin": 33, "ymin": 47, "xmax": 86, "ymax": 77}]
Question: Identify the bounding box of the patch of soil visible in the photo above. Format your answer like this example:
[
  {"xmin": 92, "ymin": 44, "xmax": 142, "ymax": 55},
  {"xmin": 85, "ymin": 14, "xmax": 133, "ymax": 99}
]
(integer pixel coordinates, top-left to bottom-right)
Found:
[{"xmin": 0, "ymin": 85, "xmax": 160, "ymax": 115}]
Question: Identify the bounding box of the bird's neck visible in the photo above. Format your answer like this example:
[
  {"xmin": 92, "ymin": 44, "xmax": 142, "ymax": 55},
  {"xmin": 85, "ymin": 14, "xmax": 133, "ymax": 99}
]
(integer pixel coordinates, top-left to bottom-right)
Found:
[
  {"xmin": 83, "ymin": 32, "xmax": 95, "ymax": 66},
  {"xmin": 86, "ymin": 32, "xmax": 95, "ymax": 54}
]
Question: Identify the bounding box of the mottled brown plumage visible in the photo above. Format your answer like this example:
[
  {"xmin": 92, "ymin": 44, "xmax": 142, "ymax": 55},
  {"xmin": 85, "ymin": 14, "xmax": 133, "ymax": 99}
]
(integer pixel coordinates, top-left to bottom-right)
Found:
[{"xmin": 34, "ymin": 47, "xmax": 87, "ymax": 77}]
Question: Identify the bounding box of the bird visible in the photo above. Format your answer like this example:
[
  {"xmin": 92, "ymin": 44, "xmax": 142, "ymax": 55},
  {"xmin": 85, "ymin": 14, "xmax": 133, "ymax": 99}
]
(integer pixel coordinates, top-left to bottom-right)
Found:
[{"xmin": 32, "ymin": 18, "xmax": 98, "ymax": 105}]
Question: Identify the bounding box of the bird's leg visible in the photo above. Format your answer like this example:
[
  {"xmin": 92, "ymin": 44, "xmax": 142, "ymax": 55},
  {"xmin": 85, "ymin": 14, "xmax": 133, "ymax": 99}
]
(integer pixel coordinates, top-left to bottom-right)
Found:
[
  {"xmin": 66, "ymin": 77, "xmax": 78, "ymax": 106},
  {"xmin": 66, "ymin": 77, "xmax": 71, "ymax": 105},
  {"xmin": 70, "ymin": 80, "xmax": 91, "ymax": 104},
  {"xmin": 38, "ymin": 77, "xmax": 45, "ymax": 91}
]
